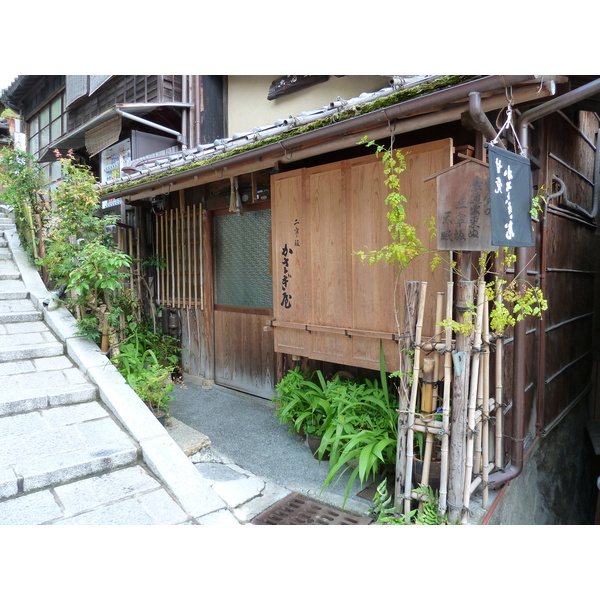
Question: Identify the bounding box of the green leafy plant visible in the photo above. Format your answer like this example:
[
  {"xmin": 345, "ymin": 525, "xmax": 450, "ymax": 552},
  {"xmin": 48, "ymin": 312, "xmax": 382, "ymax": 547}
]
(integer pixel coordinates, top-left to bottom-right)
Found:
[
  {"xmin": 316, "ymin": 347, "xmax": 399, "ymax": 504},
  {"xmin": 272, "ymin": 367, "xmax": 332, "ymax": 435},
  {"xmin": 370, "ymin": 479, "xmax": 450, "ymax": 525},
  {"xmin": 41, "ymin": 150, "xmax": 119, "ymax": 287},
  {"xmin": 0, "ymin": 147, "xmax": 48, "ymax": 261},
  {"xmin": 355, "ymin": 137, "xmax": 440, "ymax": 271},
  {"xmin": 111, "ymin": 327, "xmax": 175, "ymax": 413}
]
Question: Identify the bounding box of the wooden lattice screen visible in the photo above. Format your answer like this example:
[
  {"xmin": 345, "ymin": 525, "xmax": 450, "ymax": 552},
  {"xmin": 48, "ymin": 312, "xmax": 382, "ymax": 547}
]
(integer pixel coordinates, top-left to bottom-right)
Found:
[{"xmin": 155, "ymin": 205, "xmax": 203, "ymax": 309}]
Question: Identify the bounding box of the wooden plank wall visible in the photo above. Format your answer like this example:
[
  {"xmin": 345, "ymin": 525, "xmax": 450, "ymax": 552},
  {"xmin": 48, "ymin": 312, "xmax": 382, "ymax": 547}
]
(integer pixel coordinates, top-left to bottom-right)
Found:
[
  {"xmin": 214, "ymin": 309, "xmax": 276, "ymax": 398},
  {"xmin": 271, "ymin": 138, "xmax": 454, "ymax": 373},
  {"xmin": 539, "ymin": 112, "xmax": 599, "ymax": 431},
  {"xmin": 179, "ymin": 307, "xmax": 205, "ymax": 376}
]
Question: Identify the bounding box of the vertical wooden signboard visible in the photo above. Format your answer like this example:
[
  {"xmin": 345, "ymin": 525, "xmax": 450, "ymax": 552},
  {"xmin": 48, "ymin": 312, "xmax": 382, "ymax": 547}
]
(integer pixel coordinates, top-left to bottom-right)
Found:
[
  {"xmin": 433, "ymin": 158, "xmax": 494, "ymax": 252},
  {"xmin": 271, "ymin": 138, "xmax": 453, "ymax": 371}
]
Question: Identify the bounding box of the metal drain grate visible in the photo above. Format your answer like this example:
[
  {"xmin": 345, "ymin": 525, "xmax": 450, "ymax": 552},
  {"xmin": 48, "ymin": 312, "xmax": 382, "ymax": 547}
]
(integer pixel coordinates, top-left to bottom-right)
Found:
[{"xmin": 250, "ymin": 492, "xmax": 372, "ymax": 525}]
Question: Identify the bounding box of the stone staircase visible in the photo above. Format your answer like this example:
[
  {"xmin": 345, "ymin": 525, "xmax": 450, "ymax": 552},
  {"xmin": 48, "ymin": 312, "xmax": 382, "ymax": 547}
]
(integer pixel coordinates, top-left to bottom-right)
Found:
[{"xmin": 0, "ymin": 207, "xmax": 224, "ymax": 524}]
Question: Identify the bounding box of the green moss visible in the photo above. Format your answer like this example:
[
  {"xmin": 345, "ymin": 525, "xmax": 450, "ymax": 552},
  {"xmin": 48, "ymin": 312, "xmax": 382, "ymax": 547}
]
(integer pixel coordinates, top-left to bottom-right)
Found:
[{"xmin": 102, "ymin": 75, "xmax": 477, "ymax": 197}]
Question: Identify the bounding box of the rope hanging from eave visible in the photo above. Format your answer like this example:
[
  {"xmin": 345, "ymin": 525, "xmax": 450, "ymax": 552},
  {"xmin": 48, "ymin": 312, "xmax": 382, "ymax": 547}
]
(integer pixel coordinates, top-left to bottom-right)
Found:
[{"xmin": 229, "ymin": 176, "xmax": 243, "ymax": 214}]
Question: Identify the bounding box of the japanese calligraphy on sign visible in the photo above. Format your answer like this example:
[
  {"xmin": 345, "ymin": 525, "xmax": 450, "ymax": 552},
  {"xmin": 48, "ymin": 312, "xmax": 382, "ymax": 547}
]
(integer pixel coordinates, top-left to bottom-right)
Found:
[
  {"xmin": 280, "ymin": 218, "xmax": 300, "ymax": 309},
  {"xmin": 435, "ymin": 159, "xmax": 494, "ymax": 251},
  {"xmin": 487, "ymin": 144, "xmax": 534, "ymax": 248},
  {"xmin": 280, "ymin": 243, "xmax": 293, "ymax": 309}
]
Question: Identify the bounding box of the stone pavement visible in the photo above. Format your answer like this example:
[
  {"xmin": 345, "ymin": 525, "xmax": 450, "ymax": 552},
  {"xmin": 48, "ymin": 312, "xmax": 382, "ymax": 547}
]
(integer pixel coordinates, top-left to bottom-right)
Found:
[{"xmin": 0, "ymin": 205, "xmax": 293, "ymax": 525}]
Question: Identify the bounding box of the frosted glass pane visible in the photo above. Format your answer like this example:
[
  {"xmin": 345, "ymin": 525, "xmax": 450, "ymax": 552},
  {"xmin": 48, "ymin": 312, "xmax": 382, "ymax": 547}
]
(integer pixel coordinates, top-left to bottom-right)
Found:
[{"xmin": 214, "ymin": 209, "xmax": 272, "ymax": 309}]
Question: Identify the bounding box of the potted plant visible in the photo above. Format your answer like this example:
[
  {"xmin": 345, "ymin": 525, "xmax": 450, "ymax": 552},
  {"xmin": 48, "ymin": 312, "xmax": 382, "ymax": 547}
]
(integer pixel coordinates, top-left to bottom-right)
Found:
[
  {"xmin": 318, "ymin": 354, "xmax": 399, "ymax": 505},
  {"xmin": 320, "ymin": 382, "xmax": 398, "ymax": 504},
  {"xmin": 272, "ymin": 368, "xmax": 334, "ymax": 457}
]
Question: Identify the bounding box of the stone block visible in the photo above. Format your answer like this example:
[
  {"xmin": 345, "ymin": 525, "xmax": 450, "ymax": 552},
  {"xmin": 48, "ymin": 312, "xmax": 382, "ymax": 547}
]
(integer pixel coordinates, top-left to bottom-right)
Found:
[
  {"xmin": 211, "ymin": 474, "xmax": 266, "ymax": 509},
  {"xmin": 195, "ymin": 508, "xmax": 242, "ymax": 525},
  {"xmin": 41, "ymin": 403, "xmax": 109, "ymax": 428},
  {"xmin": 0, "ymin": 490, "xmax": 63, "ymax": 525},
  {"xmin": 20, "ymin": 446, "xmax": 138, "ymax": 493},
  {"xmin": 0, "ymin": 468, "xmax": 19, "ymax": 500},
  {"xmin": 66, "ymin": 336, "xmax": 110, "ymax": 374},
  {"xmin": 54, "ymin": 465, "xmax": 161, "ymax": 517},
  {"xmin": 141, "ymin": 435, "xmax": 227, "ymax": 518}
]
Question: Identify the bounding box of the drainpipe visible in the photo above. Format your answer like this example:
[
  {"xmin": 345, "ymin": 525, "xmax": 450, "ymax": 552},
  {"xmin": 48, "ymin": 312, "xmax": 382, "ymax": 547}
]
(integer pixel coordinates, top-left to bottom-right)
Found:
[
  {"xmin": 466, "ymin": 91, "xmax": 506, "ymax": 149},
  {"xmin": 487, "ymin": 76, "xmax": 600, "ymax": 489},
  {"xmin": 181, "ymin": 75, "xmax": 188, "ymax": 149},
  {"xmin": 194, "ymin": 75, "xmax": 201, "ymax": 147}
]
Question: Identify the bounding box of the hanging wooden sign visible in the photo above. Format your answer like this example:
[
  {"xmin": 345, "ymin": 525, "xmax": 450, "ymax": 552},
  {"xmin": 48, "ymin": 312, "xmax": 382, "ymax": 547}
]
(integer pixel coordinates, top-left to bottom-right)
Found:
[
  {"xmin": 430, "ymin": 158, "xmax": 494, "ymax": 252},
  {"xmin": 486, "ymin": 144, "xmax": 534, "ymax": 247}
]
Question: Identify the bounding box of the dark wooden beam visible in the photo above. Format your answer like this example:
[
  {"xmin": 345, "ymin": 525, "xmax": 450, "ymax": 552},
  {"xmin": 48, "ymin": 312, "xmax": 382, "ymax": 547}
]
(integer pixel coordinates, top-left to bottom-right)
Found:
[{"xmin": 267, "ymin": 76, "xmax": 329, "ymax": 100}]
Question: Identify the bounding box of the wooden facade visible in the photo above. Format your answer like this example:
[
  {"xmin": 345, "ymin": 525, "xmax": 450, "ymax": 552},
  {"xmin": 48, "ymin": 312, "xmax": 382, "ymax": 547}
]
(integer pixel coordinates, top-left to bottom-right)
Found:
[
  {"xmin": 537, "ymin": 112, "xmax": 599, "ymax": 432},
  {"xmin": 67, "ymin": 76, "xmax": 184, "ymax": 130},
  {"xmin": 271, "ymin": 139, "xmax": 454, "ymax": 374},
  {"xmin": 151, "ymin": 106, "xmax": 600, "ymax": 438}
]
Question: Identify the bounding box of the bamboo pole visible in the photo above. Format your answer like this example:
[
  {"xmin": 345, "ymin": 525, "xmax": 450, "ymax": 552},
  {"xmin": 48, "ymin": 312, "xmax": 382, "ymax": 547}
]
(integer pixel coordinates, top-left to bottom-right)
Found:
[
  {"xmin": 179, "ymin": 207, "xmax": 185, "ymax": 308},
  {"xmin": 163, "ymin": 214, "xmax": 167, "ymax": 304},
  {"xmin": 474, "ymin": 370, "xmax": 483, "ymax": 476},
  {"xmin": 176, "ymin": 207, "xmax": 181, "ymax": 308},
  {"xmin": 418, "ymin": 357, "xmax": 436, "ymax": 511},
  {"xmin": 433, "ymin": 292, "xmax": 444, "ymax": 409},
  {"xmin": 403, "ymin": 281, "xmax": 427, "ymax": 517},
  {"xmin": 448, "ymin": 279, "xmax": 474, "ymax": 524},
  {"xmin": 420, "ymin": 342, "xmax": 449, "ymax": 352},
  {"xmin": 170, "ymin": 211, "xmax": 175, "ymax": 307},
  {"xmin": 421, "ymin": 358, "xmax": 436, "ymax": 418},
  {"xmin": 413, "ymin": 419, "xmax": 445, "ymax": 432},
  {"xmin": 136, "ymin": 223, "xmax": 141, "ymax": 301},
  {"xmin": 495, "ymin": 290, "xmax": 504, "ymax": 468},
  {"xmin": 438, "ymin": 281, "xmax": 453, "ymax": 515},
  {"xmin": 482, "ymin": 295, "xmax": 491, "ymax": 509},
  {"xmin": 461, "ymin": 280, "xmax": 486, "ymax": 524},
  {"xmin": 194, "ymin": 205, "xmax": 199, "ymax": 309},
  {"xmin": 127, "ymin": 229, "xmax": 133, "ymax": 291},
  {"xmin": 187, "ymin": 205, "xmax": 192, "ymax": 307},
  {"xmin": 394, "ymin": 281, "xmax": 420, "ymax": 513},
  {"xmin": 157, "ymin": 217, "xmax": 162, "ymax": 306}
]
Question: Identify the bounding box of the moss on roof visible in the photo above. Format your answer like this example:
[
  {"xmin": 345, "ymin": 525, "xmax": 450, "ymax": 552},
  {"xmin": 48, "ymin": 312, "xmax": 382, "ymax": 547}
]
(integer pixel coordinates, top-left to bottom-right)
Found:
[{"xmin": 102, "ymin": 75, "xmax": 477, "ymax": 196}]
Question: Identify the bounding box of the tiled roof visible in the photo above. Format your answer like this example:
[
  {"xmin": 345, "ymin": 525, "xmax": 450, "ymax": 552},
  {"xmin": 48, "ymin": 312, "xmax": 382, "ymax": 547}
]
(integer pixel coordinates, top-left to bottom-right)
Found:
[{"xmin": 101, "ymin": 75, "xmax": 440, "ymax": 191}]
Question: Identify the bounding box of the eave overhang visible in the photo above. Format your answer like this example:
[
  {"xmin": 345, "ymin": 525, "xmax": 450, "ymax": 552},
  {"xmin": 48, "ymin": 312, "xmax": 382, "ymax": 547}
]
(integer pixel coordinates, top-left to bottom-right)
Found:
[{"xmin": 98, "ymin": 75, "xmax": 555, "ymax": 203}]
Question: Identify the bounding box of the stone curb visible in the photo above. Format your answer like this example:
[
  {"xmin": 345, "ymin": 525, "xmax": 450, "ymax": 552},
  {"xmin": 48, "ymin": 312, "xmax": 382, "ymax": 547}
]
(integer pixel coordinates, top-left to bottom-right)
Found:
[{"xmin": 3, "ymin": 225, "xmax": 228, "ymax": 521}]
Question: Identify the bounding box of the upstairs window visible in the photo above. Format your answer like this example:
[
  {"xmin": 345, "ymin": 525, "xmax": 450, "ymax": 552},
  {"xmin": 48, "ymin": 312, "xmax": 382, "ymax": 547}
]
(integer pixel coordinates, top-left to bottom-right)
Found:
[{"xmin": 27, "ymin": 93, "xmax": 66, "ymax": 161}]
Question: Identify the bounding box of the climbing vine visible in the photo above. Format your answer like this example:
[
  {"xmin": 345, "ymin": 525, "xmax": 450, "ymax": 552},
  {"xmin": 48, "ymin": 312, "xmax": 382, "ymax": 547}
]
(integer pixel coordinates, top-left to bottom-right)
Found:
[{"xmin": 355, "ymin": 137, "xmax": 440, "ymax": 271}]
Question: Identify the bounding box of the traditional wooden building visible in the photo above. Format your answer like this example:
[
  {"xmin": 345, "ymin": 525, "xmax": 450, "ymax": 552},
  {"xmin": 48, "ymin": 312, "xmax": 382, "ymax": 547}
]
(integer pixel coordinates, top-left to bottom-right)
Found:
[{"xmin": 2, "ymin": 74, "xmax": 599, "ymax": 523}]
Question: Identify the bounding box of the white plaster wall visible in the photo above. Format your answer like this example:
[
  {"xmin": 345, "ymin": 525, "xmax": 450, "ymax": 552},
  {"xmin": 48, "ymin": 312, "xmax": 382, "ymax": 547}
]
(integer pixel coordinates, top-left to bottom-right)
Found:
[{"xmin": 227, "ymin": 75, "xmax": 391, "ymax": 135}]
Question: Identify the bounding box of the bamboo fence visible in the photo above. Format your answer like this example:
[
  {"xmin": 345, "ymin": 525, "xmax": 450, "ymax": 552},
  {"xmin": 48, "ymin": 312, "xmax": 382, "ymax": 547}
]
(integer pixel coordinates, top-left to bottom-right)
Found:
[
  {"xmin": 155, "ymin": 205, "xmax": 203, "ymax": 310},
  {"xmin": 399, "ymin": 277, "xmax": 505, "ymax": 523}
]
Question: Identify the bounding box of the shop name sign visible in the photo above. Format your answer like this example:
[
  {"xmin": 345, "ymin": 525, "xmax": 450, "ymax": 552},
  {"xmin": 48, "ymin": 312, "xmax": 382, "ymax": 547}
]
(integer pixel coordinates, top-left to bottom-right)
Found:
[
  {"xmin": 434, "ymin": 149, "xmax": 534, "ymax": 252},
  {"xmin": 487, "ymin": 144, "xmax": 534, "ymax": 248}
]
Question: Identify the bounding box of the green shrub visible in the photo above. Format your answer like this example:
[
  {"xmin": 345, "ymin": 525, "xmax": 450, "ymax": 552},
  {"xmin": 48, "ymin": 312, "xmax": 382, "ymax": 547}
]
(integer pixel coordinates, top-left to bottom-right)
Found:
[{"xmin": 272, "ymin": 356, "xmax": 399, "ymax": 506}]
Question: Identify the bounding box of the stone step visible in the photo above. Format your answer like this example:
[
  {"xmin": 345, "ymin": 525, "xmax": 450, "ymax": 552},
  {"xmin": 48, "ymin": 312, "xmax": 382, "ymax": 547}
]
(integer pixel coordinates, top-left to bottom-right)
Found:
[
  {"xmin": 0, "ymin": 279, "xmax": 28, "ymax": 300},
  {"xmin": 0, "ymin": 297, "xmax": 42, "ymax": 324},
  {"xmin": 0, "ymin": 248, "xmax": 12, "ymax": 261},
  {"xmin": 0, "ymin": 402, "xmax": 139, "ymax": 502},
  {"xmin": 0, "ymin": 320, "xmax": 63, "ymax": 363},
  {"xmin": 0, "ymin": 464, "xmax": 194, "ymax": 525},
  {"xmin": 0, "ymin": 270, "xmax": 21, "ymax": 281},
  {"xmin": 0, "ymin": 353, "xmax": 97, "ymax": 412}
]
